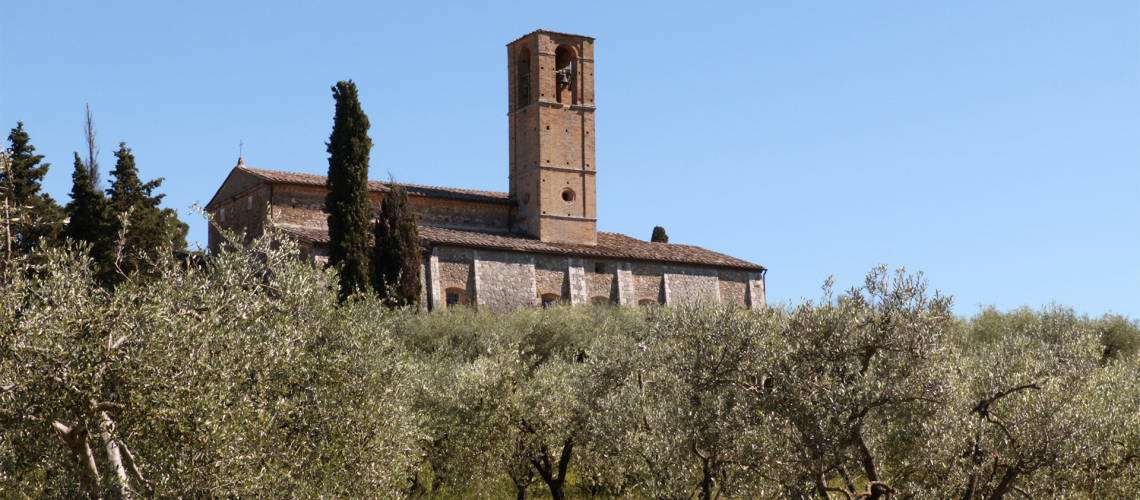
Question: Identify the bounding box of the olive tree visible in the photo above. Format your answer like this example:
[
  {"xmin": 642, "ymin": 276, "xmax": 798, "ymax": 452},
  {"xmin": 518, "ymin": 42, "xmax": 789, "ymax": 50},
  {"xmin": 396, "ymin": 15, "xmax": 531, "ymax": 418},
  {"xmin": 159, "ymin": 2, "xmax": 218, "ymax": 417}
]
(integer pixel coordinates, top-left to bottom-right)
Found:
[
  {"xmin": 0, "ymin": 224, "xmax": 422, "ymax": 498},
  {"xmin": 397, "ymin": 305, "xmax": 646, "ymax": 500},
  {"xmin": 944, "ymin": 306, "xmax": 1140, "ymax": 499},
  {"xmin": 723, "ymin": 267, "xmax": 955, "ymax": 499},
  {"xmin": 590, "ymin": 305, "xmax": 787, "ymax": 499}
]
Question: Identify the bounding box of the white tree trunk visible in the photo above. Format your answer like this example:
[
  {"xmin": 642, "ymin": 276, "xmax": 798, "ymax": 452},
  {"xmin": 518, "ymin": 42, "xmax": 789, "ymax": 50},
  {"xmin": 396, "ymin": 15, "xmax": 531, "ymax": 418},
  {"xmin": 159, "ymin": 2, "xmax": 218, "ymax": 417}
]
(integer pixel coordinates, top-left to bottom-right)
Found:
[{"xmin": 97, "ymin": 409, "xmax": 132, "ymax": 500}]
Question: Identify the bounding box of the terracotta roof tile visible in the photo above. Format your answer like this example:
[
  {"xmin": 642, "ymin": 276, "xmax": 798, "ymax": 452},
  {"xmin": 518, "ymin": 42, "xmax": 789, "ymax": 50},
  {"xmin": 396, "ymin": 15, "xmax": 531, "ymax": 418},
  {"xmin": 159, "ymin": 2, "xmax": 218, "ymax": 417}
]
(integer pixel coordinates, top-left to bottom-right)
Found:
[
  {"xmin": 238, "ymin": 165, "xmax": 512, "ymax": 205},
  {"xmin": 275, "ymin": 222, "xmax": 763, "ymax": 271}
]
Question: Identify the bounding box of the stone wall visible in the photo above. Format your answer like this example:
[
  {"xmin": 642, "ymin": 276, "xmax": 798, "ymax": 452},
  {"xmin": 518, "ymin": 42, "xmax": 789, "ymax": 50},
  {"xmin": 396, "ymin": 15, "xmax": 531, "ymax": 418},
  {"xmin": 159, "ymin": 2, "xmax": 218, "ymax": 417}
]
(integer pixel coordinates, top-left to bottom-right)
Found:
[
  {"xmin": 473, "ymin": 250, "xmax": 538, "ymax": 312},
  {"xmin": 664, "ymin": 266, "xmax": 721, "ymax": 306},
  {"xmin": 435, "ymin": 247, "xmax": 475, "ymax": 306},
  {"xmin": 614, "ymin": 262, "xmax": 635, "ymax": 305},
  {"xmin": 585, "ymin": 265, "xmax": 615, "ymax": 302},
  {"xmin": 747, "ymin": 272, "xmax": 766, "ymax": 309},
  {"xmin": 632, "ymin": 262, "xmax": 665, "ymax": 304},
  {"xmin": 566, "ymin": 259, "xmax": 588, "ymax": 305},
  {"xmin": 419, "ymin": 245, "xmax": 763, "ymax": 311},
  {"xmin": 534, "ymin": 256, "xmax": 567, "ymax": 298},
  {"xmin": 413, "ymin": 197, "xmax": 512, "ymax": 232},
  {"xmin": 265, "ymin": 183, "xmax": 512, "ymax": 232},
  {"xmin": 207, "ymin": 177, "xmax": 513, "ymax": 252},
  {"xmin": 719, "ymin": 269, "xmax": 750, "ymax": 307},
  {"xmin": 271, "ymin": 184, "xmax": 328, "ymax": 212},
  {"xmin": 209, "ymin": 184, "xmax": 273, "ymax": 251}
]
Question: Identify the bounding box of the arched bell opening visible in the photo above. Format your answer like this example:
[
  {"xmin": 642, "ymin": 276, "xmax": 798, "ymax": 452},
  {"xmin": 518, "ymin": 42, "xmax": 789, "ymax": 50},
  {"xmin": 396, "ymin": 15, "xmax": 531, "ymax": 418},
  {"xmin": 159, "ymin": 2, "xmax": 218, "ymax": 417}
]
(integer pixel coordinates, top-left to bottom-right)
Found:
[
  {"xmin": 554, "ymin": 45, "xmax": 576, "ymax": 104},
  {"xmin": 517, "ymin": 47, "xmax": 532, "ymax": 108}
]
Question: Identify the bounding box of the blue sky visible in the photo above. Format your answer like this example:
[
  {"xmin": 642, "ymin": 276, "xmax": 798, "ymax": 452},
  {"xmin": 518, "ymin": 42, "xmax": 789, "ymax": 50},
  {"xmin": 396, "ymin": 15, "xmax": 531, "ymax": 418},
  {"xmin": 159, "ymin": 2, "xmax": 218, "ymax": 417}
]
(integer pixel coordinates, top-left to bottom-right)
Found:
[{"xmin": 3, "ymin": 1, "xmax": 1137, "ymax": 317}]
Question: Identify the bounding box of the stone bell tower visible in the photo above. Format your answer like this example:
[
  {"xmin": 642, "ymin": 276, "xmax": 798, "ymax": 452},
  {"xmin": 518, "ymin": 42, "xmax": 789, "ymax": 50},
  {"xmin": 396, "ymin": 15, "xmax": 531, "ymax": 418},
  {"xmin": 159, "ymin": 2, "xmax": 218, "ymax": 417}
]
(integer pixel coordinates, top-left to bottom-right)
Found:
[{"xmin": 508, "ymin": 30, "xmax": 597, "ymax": 245}]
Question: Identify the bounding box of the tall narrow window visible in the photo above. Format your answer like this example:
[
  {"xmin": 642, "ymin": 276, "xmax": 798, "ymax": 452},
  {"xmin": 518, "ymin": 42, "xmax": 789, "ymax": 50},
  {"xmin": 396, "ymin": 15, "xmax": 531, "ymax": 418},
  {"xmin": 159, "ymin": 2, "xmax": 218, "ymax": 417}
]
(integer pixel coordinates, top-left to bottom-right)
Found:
[
  {"xmin": 517, "ymin": 47, "xmax": 531, "ymax": 108},
  {"xmin": 554, "ymin": 46, "xmax": 575, "ymax": 104}
]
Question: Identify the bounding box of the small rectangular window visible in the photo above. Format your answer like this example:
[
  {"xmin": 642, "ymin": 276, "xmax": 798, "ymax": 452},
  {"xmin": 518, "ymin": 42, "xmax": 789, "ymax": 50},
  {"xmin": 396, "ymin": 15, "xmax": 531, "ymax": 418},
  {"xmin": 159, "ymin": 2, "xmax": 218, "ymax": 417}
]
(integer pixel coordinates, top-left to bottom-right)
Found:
[
  {"xmin": 247, "ymin": 196, "xmax": 253, "ymax": 210},
  {"xmin": 446, "ymin": 292, "xmax": 460, "ymax": 306},
  {"xmin": 594, "ymin": 262, "xmax": 605, "ymax": 274}
]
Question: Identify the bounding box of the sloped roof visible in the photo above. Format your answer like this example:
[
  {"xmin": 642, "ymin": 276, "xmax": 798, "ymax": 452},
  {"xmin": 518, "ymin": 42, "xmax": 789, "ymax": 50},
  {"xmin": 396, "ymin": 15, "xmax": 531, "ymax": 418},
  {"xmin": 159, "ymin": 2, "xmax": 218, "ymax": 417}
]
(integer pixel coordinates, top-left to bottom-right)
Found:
[
  {"xmin": 275, "ymin": 223, "xmax": 764, "ymax": 271},
  {"xmin": 206, "ymin": 163, "xmax": 512, "ymax": 208}
]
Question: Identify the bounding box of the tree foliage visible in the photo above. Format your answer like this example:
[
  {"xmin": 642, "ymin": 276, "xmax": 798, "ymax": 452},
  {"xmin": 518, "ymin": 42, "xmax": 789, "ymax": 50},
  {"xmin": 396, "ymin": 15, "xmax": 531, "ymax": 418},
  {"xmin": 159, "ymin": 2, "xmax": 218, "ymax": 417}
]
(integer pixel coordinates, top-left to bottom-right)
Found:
[
  {"xmin": 397, "ymin": 268, "xmax": 1139, "ymax": 499},
  {"xmin": 2, "ymin": 122, "xmax": 64, "ymax": 257},
  {"xmin": 650, "ymin": 226, "xmax": 668, "ymax": 243},
  {"xmin": 3, "ymin": 238, "xmax": 1136, "ymax": 499},
  {"xmin": 63, "ymin": 153, "xmax": 110, "ymax": 255},
  {"xmin": 395, "ymin": 305, "xmax": 647, "ymax": 500},
  {"xmin": 1, "ymin": 226, "xmax": 422, "ymax": 498},
  {"xmin": 373, "ymin": 184, "xmax": 421, "ymax": 307},
  {"xmin": 325, "ymin": 80, "xmax": 374, "ymax": 300},
  {"xmin": 98, "ymin": 143, "xmax": 187, "ymax": 285}
]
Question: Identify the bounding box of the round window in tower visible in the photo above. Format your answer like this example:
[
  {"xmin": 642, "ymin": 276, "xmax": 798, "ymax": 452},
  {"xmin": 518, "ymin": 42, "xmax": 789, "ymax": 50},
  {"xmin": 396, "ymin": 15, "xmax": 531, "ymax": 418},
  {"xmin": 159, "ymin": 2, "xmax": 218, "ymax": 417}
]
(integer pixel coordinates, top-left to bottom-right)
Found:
[{"xmin": 561, "ymin": 188, "xmax": 576, "ymax": 202}]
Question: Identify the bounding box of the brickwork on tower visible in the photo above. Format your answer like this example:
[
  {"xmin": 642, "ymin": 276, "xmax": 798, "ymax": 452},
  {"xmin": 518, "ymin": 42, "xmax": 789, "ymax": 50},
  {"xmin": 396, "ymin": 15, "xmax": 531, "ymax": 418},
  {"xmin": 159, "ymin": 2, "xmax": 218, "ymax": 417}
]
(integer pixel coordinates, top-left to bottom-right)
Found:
[{"xmin": 508, "ymin": 31, "xmax": 598, "ymax": 245}]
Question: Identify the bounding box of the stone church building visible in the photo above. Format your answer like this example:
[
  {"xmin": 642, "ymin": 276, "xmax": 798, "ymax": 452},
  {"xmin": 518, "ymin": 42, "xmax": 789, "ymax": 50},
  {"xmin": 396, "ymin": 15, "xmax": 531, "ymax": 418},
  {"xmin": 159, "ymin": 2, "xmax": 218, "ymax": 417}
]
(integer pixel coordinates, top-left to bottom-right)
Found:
[{"xmin": 205, "ymin": 30, "xmax": 766, "ymax": 311}]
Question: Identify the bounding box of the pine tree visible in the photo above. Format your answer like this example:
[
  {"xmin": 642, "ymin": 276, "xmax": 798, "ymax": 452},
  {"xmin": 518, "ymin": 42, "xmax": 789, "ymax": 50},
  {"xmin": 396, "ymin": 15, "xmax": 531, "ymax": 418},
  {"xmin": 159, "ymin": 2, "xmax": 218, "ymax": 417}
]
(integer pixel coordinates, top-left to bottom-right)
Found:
[
  {"xmin": 372, "ymin": 184, "xmax": 421, "ymax": 307},
  {"xmin": 651, "ymin": 226, "xmax": 669, "ymax": 243},
  {"xmin": 100, "ymin": 142, "xmax": 186, "ymax": 285},
  {"xmin": 2, "ymin": 123, "xmax": 65, "ymax": 258},
  {"xmin": 63, "ymin": 152, "xmax": 109, "ymax": 250},
  {"xmin": 324, "ymin": 80, "xmax": 374, "ymax": 300}
]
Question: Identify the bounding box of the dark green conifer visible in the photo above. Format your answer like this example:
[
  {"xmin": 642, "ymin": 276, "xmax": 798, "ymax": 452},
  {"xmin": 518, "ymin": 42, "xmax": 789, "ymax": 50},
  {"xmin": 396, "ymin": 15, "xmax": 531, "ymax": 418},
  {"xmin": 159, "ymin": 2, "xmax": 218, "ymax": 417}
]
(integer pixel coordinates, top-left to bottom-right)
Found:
[
  {"xmin": 372, "ymin": 184, "xmax": 421, "ymax": 307},
  {"xmin": 100, "ymin": 142, "xmax": 185, "ymax": 285},
  {"xmin": 63, "ymin": 153, "xmax": 110, "ymax": 260},
  {"xmin": 324, "ymin": 80, "xmax": 374, "ymax": 300},
  {"xmin": 2, "ymin": 122, "xmax": 65, "ymax": 254},
  {"xmin": 162, "ymin": 207, "xmax": 190, "ymax": 250},
  {"xmin": 651, "ymin": 226, "xmax": 669, "ymax": 243},
  {"xmin": 4, "ymin": 123, "xmax": 49, "ymax": 202}
]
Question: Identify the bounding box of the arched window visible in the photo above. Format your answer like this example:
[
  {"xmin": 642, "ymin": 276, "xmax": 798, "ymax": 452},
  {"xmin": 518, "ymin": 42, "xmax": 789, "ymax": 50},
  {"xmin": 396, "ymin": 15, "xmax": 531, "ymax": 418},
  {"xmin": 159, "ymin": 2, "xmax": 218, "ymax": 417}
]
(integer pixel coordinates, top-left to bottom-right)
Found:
[
  {"xmin": 638, "ymin": 299, "xmax": 658, "ymax": 306},
  {"xmin": 590, "ymin": 296, "xmax": 610, "ymax": 306},
  {"xmin": 541, "ymin": 293, "xmax": 561, "ymax": 308},
  {"xmin": 554, "ymin": 45, "xmax": 575, "ymax": 104},
  {"xmin": 517, "ymin": 47, "xmax": 531, "ymax": 108}
]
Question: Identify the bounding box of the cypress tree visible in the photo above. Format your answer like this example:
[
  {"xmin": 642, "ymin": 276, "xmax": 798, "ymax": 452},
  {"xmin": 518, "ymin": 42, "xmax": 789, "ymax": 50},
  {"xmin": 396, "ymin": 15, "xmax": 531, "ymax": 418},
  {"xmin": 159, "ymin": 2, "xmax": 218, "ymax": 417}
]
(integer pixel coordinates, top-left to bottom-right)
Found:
[
  {"xmin": 2, "ymin": 122, "xmax": 64, "ymax": 255},
  {"xmin": 63, "ymin": 152, "xmax": 109, "ymax": 250},
  {"xmin": 651, "ymin": 226, "xmax": 669, "ymax": 243},
  {"xmin": 324, "ymin": 80, "xmax": 373, "ymax": 300},
  {"xmin": 372, "ymin": 184, "xmax": 421, "ymax": 307},
  {"xmin": 100, "ymin": 142, "xmax": 185, "ymax": 285}
]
